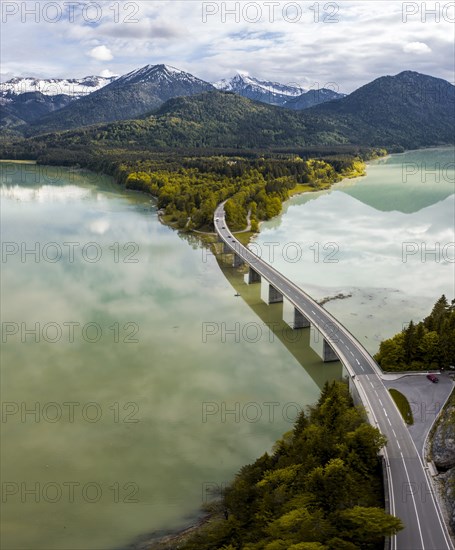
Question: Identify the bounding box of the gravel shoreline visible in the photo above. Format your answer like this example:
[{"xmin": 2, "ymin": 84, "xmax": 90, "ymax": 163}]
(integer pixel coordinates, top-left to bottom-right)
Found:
[{"xmin": 124, "ymin": 513, "xmax": 216, "ymax": 550}]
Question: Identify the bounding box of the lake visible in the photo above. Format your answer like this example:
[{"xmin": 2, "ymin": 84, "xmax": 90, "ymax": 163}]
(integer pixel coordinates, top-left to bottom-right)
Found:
[
  {"xmin": 253, "ymin": 147, "xmax": 455, "ymax": 353},
  {"xmin": 1, "ymin": 147, "xmax": 453, "ymax": 548},
  {"xmin": 0, "ymin": 162, "xmax": 340, "ymax": 550}
]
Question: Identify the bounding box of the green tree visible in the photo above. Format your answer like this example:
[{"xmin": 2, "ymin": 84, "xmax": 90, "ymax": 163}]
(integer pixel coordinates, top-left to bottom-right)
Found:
[
  {"xmin": 305, "ymin": 458, "xmax": 357, "ymax": 513},
  {"xmin": 343, "ymin": 424, "xmax": 387, "ymax": 475},
  {"xmin": 403, "ymin": 320, "xmax": 417, "ymax": 364},
  {"xmin": 425, "ymin": 295, "xmax": 449, "ymax": 332},
  {"xmin": 125, "ymin": 171, "xmax": 151, "ymax": 191},
  {"xmin": 337, "ymin": 506, "xmax": 403, "ymax": 547},
  {"xmin": 419, "ymin": 331, "xmax": 440, "ymax": 366}
]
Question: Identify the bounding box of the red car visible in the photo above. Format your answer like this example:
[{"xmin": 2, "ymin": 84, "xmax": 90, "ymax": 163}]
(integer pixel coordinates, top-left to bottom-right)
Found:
[{"xmin": 427, "ymin": 374, "xmax": 439, "ymax": 383}]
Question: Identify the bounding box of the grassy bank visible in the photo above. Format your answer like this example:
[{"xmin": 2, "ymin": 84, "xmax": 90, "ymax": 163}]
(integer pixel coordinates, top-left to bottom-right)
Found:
[{"xmin": 389, "ymin": 389, "xmax": 414, "ymax": 425}]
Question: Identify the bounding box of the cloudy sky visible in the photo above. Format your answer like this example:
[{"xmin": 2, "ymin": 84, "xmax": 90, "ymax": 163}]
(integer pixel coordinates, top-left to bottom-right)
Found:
[{"xmin": 1, "ymin": 0, "xmax": 454, "ymax": 92}]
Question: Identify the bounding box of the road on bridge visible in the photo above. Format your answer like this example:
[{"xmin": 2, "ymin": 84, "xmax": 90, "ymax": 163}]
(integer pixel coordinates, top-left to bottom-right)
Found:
[{"xmin": 214, "ymin": 203, "xmax": 453, "ymax": 550}]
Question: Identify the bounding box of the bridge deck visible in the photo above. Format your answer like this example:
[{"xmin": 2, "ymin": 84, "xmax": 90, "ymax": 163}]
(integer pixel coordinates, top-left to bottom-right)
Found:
[{"xmin": 214, "ymin": 203, "xmax": 453, "ymax": 550}]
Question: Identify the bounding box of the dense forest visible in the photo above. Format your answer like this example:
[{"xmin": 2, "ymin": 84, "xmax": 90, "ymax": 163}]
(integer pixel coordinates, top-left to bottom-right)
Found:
[
  {"xmin": 375, "ymin": 295, "xmax": 455, "ymax": 371},
  {"xmin": 172, "ymin": 381, "xmax": 402, "ymax": 550},
  {"xmin": 124, "ymin": 155, "xmax": 368, "ymax": 230},
  {"xmin": 0, "ymin": 143, "xmax": 382, "ymax": 231},
  {"xmin": 0, "ymin": 90, "xmax": 354, "ymax": 148}
]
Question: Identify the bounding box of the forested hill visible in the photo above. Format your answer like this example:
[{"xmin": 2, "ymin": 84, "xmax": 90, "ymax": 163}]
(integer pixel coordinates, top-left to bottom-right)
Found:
[
  {"xmin": 171, "ymin": 381, "xmax": 403, "ymax": 550},
  {"xmin": 309, "ymin": 71, "xmax": 455, "ymax": 148},
  {"xmin": 375, "ymin": 295, "xmax": 455, "ymax": 371},
  {"xmin": 5, "ymin": 71, "xmax": 452, "ymax": 154},
  {"xmin": 16, "ymin": 91, "xmax": 353, "ymax": 151}
]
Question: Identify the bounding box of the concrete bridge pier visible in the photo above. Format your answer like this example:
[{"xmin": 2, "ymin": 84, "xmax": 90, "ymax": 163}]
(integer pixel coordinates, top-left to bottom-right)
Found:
[
  {"xmin": 322, "ymin": 339, "xmax": 338, "ymax": 362},
  {"xmin": 246, "ymin": 267, "xmax": 261, "ymax": 284},
  {"xmin": 283, "ymin": 298, "xmax": 310, "ymax": 329},
  {"xmin": 260, "ymin": 279, "xmax": 283, "ymax": 304},
  {"xmin": 220, "ymin": 241, "xmax": 244, "ymax": 268},
  {"xmin": 233, "ymin": 253, "xmax": 244, "ymax": 268},
  {"xmin": 310, "ymin": 325, "xmax": 339, "ymax": 363}
]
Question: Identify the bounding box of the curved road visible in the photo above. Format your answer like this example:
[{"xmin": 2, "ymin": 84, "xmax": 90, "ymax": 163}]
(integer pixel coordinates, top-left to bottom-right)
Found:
[{"xmin": 214, "ymin": 203, "xmax": 453, "ymax": 550}]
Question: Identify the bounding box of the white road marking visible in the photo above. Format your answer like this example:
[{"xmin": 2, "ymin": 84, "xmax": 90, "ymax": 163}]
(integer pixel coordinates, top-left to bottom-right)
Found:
[{"xmin": 400, "ymin": 452, "xmax": 425, "ymax": 549}]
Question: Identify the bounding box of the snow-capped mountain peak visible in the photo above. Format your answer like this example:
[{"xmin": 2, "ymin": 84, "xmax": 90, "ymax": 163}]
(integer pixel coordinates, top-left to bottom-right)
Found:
[
  {"xmin": 116, "ymin": 64, "xmax": 206, "ymax": 86},
  {"xmin": 215, "ymin": 73, "xmax": 304, "ymax": 95},
  {"xmin": 0, "ymin": 75, "xmax": 116, "ymax": 98},
  {"xmin": 214, "ymin": 73, "xmax": 305, "ymax": 106}
]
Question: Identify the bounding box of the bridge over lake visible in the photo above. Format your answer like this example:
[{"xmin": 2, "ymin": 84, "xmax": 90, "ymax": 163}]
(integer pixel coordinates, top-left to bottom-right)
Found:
[{"xmin": 214, "ymin": 202, "xmax": 453, "ymax": 550}]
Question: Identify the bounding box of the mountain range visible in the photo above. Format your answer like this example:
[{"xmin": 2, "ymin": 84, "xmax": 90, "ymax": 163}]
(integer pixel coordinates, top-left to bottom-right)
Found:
[
  {"xmin": 117, "ymin": 71, "xmax": 454, "ymax": 149},
  {"xmin": 1, "ymin": 66, "xmax": 454, "ymax": 154},
  {"xmin": 20, "ymin": 65, "xmax": 215, "ymax": 135},
  {"xmin": 0, "ymin": 65, "xmax": 346, "ymax": 134},
  {"xmin": 7, "ymin": 70, "xmax": 452, "ymax": 159},
  {"xmin": 0, "ymin": 75, "xmax": 116, "ymax": 98},
  {"xmin": 214, "ymin": 74, "xmax": 345, "ymax": 108},
  {"xmin": 0, "ymin": 75, "xmax": 117, "ymax": 127}
]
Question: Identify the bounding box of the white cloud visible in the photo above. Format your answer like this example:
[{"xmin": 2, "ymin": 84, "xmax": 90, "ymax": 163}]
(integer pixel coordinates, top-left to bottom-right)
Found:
[
  {"xmin": 88, "ymin": 45, "xmax": 113, "ymax": 61},
  {"xmin": 403, "ymin": 42, "xmax": 432, "ymax": 55},
  {"xmin": 1, "ymin": 1, "xmax": 453, "ymax": 92},
  {"xmin": 100, "ymin": 69, "xmax": 118, "ymax": 78}
]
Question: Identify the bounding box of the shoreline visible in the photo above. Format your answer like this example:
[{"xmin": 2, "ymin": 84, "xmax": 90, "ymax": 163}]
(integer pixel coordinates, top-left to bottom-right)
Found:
[
  {"xmin": 6, "ymin": 147, "xmax": 450, "ymax": 549},
  {"xmin": 0, "ymin": 158, "xmax": 37, "ymax": 164},
  {"xmin": 133, "ymin": 161, "xmax": 376, "ymax": 550},
  {"xmin": 189, "ymin": 159, "xmax": 372, "ymax": 242},
  {"xmin": 251, "ymin": 158, "xmax": 373, "ymax": 240},
  {"xmin": 126, "ymin": 513, "xmax": 216, "ymax": 550}
]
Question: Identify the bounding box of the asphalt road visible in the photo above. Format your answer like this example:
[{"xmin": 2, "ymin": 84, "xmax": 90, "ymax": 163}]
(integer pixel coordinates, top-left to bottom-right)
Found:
[
  {"xmin": 383, "ymin": 374, "xmax": 454, "ymax": 456},
  {"xmin": 214, "ymin": 203, "xmax": 453, "ymax": 550}
]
